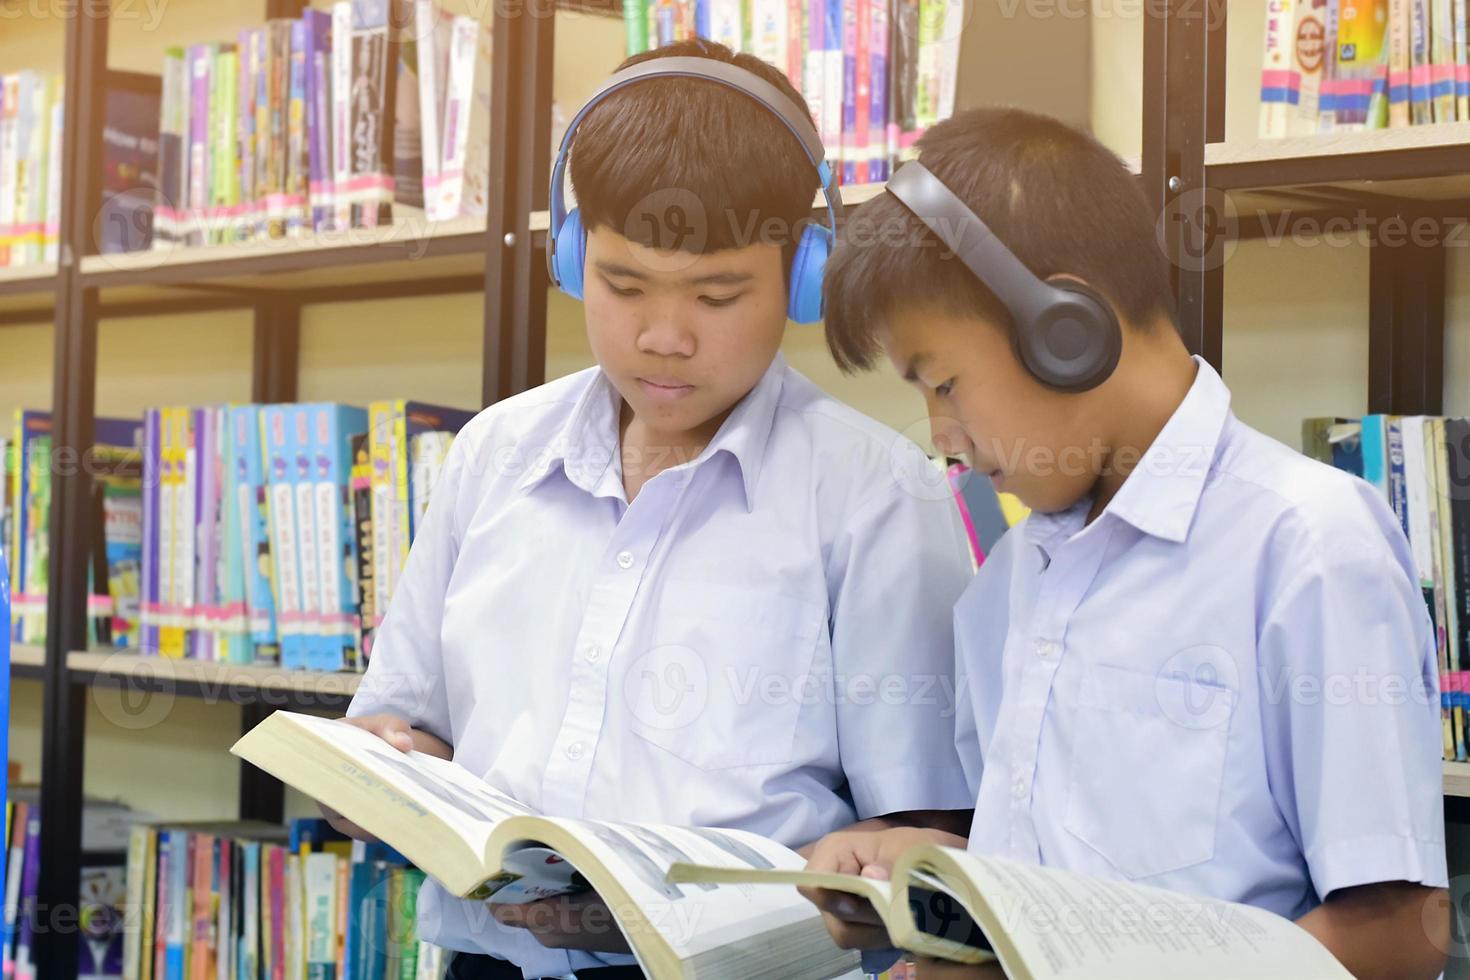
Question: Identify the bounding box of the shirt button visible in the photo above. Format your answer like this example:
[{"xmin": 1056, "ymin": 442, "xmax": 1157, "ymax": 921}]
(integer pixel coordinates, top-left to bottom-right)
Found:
[
  {"xmin": 616, "ymin": 551, "xmax": 635, "ymax": 569},
  {"xmin": 1035, "ymin": 638, "xmax": 1059, "ymax": 659},
  {"xmin": 585, "ymin": 646, "xmax": 601, "ymax": 663},
  {"xmin": 566, "ymin": 742, "xmax": 585, "ymax": 761}
]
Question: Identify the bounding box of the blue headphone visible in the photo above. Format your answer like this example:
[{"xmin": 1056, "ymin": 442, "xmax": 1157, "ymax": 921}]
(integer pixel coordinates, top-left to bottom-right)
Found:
[{"xmin": 547, "ymin": 56, "xmax": 844, "ymax": 325}]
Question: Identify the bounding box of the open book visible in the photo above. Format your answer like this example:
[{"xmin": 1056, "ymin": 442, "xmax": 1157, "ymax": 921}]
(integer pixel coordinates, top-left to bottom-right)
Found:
[
  {"xmin": 230, "ymin": 711, "xmax": 860, "ymax": 980},
  {"xmin": 668, "ymin": 847, "xmax": 1354, "ymax": 979}
]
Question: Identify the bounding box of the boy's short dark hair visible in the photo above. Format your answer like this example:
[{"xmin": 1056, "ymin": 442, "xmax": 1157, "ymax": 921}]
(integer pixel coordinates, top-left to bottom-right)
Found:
[
  {"xmin": 569, "ymin": 41, "xmax": 820, "ymax": 276},
  {"xmin": 823, "ymin": 108, "xmax": 1177, "ymax": 373}
]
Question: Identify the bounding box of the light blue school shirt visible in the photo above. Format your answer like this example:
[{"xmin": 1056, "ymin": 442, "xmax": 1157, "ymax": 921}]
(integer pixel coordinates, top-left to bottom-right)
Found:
[
  {"xmin": 349, "ymin": 354, "xmax": 975, "ymax": 976},
  {"xmin": 956, "ymin": 356, "xmax": 1447, "ymax": 921}
]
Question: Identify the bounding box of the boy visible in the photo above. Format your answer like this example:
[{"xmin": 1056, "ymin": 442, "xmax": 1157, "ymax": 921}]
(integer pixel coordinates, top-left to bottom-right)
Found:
[
  {"xmin": 802, "ymin": 108, "xmax": 1450, "ymax": 979},
  {"xmin": 331, "ymin": 42, "xmax": 976, "ymax": 979}
]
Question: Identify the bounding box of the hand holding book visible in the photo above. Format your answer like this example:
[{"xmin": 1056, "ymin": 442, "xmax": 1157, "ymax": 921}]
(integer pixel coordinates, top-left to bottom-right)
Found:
[
  {"xmin": 801, "ymin": 825, "xmax": 969, "ymax": 951},
  {"xmin": 317, "ymin": 712, "xmax": 450, "ymax": 843}
]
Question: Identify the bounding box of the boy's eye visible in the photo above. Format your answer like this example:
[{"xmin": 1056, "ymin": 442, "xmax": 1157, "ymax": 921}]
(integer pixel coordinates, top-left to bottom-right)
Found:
[
  {"xmin": 604, "ymin": 278, "xmax": 642, "ymax": 298},
  {"xmin": 698, "ymin": 293, "xmax": 743, "ymax": 309}
]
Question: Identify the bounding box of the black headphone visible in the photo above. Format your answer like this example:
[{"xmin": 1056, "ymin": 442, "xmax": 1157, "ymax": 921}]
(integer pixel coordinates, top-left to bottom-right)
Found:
[{"xmin": 884, "ymin": 161, "xmax": 1122, "ymax": 392}]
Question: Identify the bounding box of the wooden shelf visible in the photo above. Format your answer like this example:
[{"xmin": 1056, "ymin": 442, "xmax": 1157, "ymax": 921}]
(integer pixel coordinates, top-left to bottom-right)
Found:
[
  {"xmin": 1206, "ymin": 124, "xmax": 1470, "ymax": 210},
  {"xmin": 76, "ymin": 216, "xmax": 492, "ymax": 306},
  {"xmin": 1446, "ymin": 761, "xmax": 1470, "ymax": 798},
  {"xmin": 65, "ymin": 649, "xmax": 361, "ymax": 710},
  {"xmin": 11, "ymin": 644, "xmax": 45, "ymax": 681},
  {"xmin": 0, "ymin": 263, "xmax": 58, "ymax": 324}
]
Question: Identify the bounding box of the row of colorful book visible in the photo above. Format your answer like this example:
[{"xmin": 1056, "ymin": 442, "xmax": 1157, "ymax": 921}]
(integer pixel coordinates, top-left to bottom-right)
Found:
[
  {"xmin": 0, "ymin": 73, "xmax": 64, "ymax": 268},
  {"xmin": 154, "ymin": 0, "xmax": 491, "ymax": 250},
  {"xmin": 1302, "ymin": 415, "xmax": 1470, "ymax": 761},
  {"xmin": 4, "ymin": 789, "xmax": 141, "ymax": 980},
  {"xmin": 4, "ymin": 411, "xmax": 147, "ymax": 650},
  {"xmin": 122, "ymin": 818, "xmax": 446, "ymax": 980},
  {"xmin": 622, "ymin": 0, "xmax": 963, "ymax": 185},
  {"xmin": 134, "ymin": 401, "xmax": 470, "ymax": 671},
  {"xmin": 0, "ymin": 70, "xmax": 163, "ymax": 266},
  {"xmin": 1260, "ymin": 0, "xmax": 1470, "ymax": 137}
]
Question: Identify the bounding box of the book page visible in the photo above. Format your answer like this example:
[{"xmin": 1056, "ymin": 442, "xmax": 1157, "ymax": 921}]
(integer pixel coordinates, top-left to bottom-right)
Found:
[
  {"xmin": 501, "ymin": 817, "xmax": 858, "ymax": 976},
  {"xmin": 274, "ymin": 713, "xmax": 536, "ymax": 847},
  {"xmin": 922, "ymin": 849, "xmax": 1352, "ymax": 980}
]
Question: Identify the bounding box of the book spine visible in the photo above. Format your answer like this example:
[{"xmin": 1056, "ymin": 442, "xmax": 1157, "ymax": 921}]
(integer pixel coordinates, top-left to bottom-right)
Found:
[
  {"xmin": 18, "ymin": 75, "xmax": 45, "ymax": 265},
  {"xmin": 219, "ymin": 407, "xmax": 249, "ymax": 663},
  {"xmin": 41, "ymin": 78, "xmax": 63, "ymax": 262},
  {"xmin": 1457, "ymin": 0, "xmax": 1470, "ymax": 116},
  {"xmin": 332, "ymin": 3, "xmax": 355, "ymax": 232},
  {"xmin": 367, "ymin": 402, "xmax": 394, "ymax": 633},
  {"xmin": 1361, "ymin": 413, "xmax": 1390, "ymax": 500},
  {"xmin": 869, "ymin": 0, "xmax": 888, "ymax": 181},
  {"xmin": 460, "ymin": 18, "xmax": 493, "ymax": 222},
  {"xmin": 1412, "ymin": 0, "xmax": 1433, "ymax": 120},
  {"xmin": 625, "ymin": 0, "xmax": 649, "ymax": 54},
  {"xmin": 822, "ymin": 0, "xmax": 843, "ymax": 179},
  {"xmin": 306, "ymin": 11, "xmax": 336, "ymax": 233},
  {"xmin": 2, "ymin": 803, "xmax": 28, "ymax": 974},
  {"xmin": 0, "ymin": 76, "xmax": 17, "ymax": 268},
  {"xmin": 349, "ymin": 433, "xmax": 376, "ymax": 666},
  {"xmin": 350, "ymin": 0, "xmax": 395, "ymax": 229},
  {"xmin": 291, "ymin": 405, "xmax": 325, "ymax": 671},
  {"xmin": 155, "ymin": 49, "xmax": 185, "ymax": 247},
  {"xmin": 269, "ymin": 22, "xmax": 293, "ymax": 239},
  {"xmin": 263, "ymin": 406, "xmax": 306, "ymax": 669},
  {"xmin": 199, "ymin": 408, "xmax": 222, "ymax": 662},
  {"xmin": 11, "ymin": 811, "xmax": 40, "ymax": 980},
  {"xmin": 415, "ymin": 1, "xmax": 445, "ymax": 219},
  {"xmin": 238, "ymin": 406, "xmax": 280, "ymax": 664},
  {"xmin": 140, "ymin": 409, "xmax": 160, "ymax": 654},
  {"xmin": 437, "ymin": 17, "xmax": 473, "ymax": 222},
  {"xmin": 1433, "ymin": 0, "xmax": 1459, "ymax": 117},
  {"xmin": 841, "ymin": 0, "xmax": 857, "ymax": 184},
  {"xmin": 1387, "ymin": 417, "xmax": 1410, "ymax": 540},
  {"xmin": 1262, "ymin": 0, "xmax": 1303, "ymax": 137},
  {"xmin": 1447, "ymin": 419, "xmax": 1470, "ymax": 683},
  {"xmin": 388, "ymin": 405, "xmax": 411, "ymax": 596},
  {"xmin": 288, "ymin": 20, "xmax": 311, "ymax": 239},
  {"xmin": 217, "ymin": 838, "xmax": 233, "ymax": 980},
  {"xmin": 190, "ymin": 835, "xmax": 213, "ymax": 980},
  {"xmin": 187, "ymin": 46, "xmax": 213, "ymax": 245},
  {"xmin": 238, "ymin": 31, "xmax": 258, "ymax": 242},
  {"xmin": 1388, "ymin": 0, "xmax": 1412, "ymax": 124},
  {"xmin": 313, "ymin": 406, "xmax": 363, "ymax": 672},
  {"xmin": 213, "ymin": 47, "xmax": 241, "ymax": 246},
  {"xmin": 305, "ymin": 854, "xmax": 339, "ymax": 980}
]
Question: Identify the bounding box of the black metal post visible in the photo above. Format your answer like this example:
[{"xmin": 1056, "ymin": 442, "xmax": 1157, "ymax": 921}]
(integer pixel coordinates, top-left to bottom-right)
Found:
[
  {"xmin": 1368, "ymin": 212, "xmax": 1446, "ymax": 416},
  {"xmin": 252, "ymin": 298, "xmax": 301, "ymax": 404},
  {"xmin": 37, "ymin": 3, "xmax": 109, "ymax": 977},
  {"xmin": 482, "ymin": 0, "xmax": 555, "ymax": 407},
  {"xmin": 1160, "ymin": 0, "xmax": 1227, "ymax": 370}
]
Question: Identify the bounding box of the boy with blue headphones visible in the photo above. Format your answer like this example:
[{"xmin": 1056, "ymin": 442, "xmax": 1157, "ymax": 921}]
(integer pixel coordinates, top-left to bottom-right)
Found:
[
  {"xmin": 331, "ymin": 41, "xmax": 976, "ymax": 979},
  {"xmin": 800, "ymin": 108, "xmax": 1451, "ymax": 978}
]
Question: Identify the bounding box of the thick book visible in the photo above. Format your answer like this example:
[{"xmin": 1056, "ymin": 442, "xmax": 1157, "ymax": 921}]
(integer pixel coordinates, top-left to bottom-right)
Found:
[
  {"xmin": 666, "ymin": 845, "xmax": 1353, "ymax": 978},
  {"xmin": 231, "ymin": 711, "xmax": 861, "ymax": 980}
]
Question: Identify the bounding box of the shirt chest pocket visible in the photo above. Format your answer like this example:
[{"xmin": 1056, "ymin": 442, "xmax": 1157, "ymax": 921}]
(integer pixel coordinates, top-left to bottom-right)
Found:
[
  {"xmin": 1062, "ymin": 661, "xmax": 1235, "ymax": 880},
  {"xmin": 622, "ymin": 580, "xmax": 826, "ymax": 771}
]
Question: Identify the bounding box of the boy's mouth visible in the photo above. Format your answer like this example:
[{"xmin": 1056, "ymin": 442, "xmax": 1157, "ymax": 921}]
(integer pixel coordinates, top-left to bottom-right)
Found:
[{"xmin": 637, "ymin": 377, "xmax": 696, "ymax": 402}]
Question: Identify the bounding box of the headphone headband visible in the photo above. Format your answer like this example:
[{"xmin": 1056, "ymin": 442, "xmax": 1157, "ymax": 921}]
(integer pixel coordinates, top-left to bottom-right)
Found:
[
  {"xmin": 548, "ymin": 56, "xmax": 843, "ymax": 291},
  {"xmin": 886, "ymin": 161, "xmax": 1052, "ymax": 326},
  {"xmin": 884, "ymin": 160, "xmax": 1122, "ymax": 392}
]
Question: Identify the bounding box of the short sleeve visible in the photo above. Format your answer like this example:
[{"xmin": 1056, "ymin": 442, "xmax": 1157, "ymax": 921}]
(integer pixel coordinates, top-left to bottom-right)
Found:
[
  {"xmin": 1258, "ymin": 543, "xmax": 1448, "ymax": 900},
  {"xmin": 346, "ymin": 430, "xmax": 470, "ymax": 746},
  {"xmin": 828, "ymin": 480, "xmax": 976, "ymax": 819}
]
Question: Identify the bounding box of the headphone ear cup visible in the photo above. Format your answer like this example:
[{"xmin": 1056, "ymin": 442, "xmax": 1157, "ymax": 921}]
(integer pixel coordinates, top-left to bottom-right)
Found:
[
  {"xmin": 553, "ymin": 208, "xmax": 588, "ymax": 300},
  {"xmin": 1015, "ymin": 279, "xmax": 1122, "ymax": 392},
  {"xmin": 787, "ymin": 223, "xmax": 831, "ymax": 325}
]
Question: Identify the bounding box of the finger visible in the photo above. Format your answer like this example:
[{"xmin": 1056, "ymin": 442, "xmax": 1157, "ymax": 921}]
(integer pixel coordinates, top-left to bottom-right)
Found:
[
  {"xmin": 820, "ymin": 911, "xmax": 891, "ymax": 951},
  {"xmin": 345, "ymin": 714, "xmax": 415, "ymax": 752},
  {"xmin": 491, "ymin": 903, "xmax": 532, "ymax": 929}
]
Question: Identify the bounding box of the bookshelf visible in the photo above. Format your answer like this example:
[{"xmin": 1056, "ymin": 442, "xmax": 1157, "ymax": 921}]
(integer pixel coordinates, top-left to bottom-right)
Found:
[
  {"xmin": 11, "ymin": 0, "xmax": 1468, "ymax": 976},
  {"xmin": 18, "ymin": 1, "xmax": 556, "ymax": 975}
]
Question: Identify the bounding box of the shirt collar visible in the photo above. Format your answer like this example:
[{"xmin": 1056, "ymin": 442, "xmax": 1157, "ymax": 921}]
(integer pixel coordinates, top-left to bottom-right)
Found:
[
  {"xmin": 1103, "ymin": 356, "xmax": 1230, "ymax": 543},
  {"xmin": 1024, "ymin": 355, "xmax": 1231, "ymax": 554},
  {"xmin": 516, "ymin": 355, "xmax": 787, "ymax": 512}
]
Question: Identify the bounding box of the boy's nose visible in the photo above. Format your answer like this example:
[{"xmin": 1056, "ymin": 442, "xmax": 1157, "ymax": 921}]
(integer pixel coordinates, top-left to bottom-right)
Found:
[
  {"xmin": 636, "ymin": 313, "xmax": 697, "ymax": 358},
  {"xmin": 930, "ymin": 417, "xmax": 972, "ymax": 461}
]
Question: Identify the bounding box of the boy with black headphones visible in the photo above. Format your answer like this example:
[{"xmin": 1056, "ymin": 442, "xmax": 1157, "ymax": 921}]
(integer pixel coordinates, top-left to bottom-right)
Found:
[
  {"xmin": 328, "ymin": 41, "xmax": 975, "ymax": 979},
  {"xmin": 801, "ymin": 108, "xmax": 1451, "ymax": 978}
]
